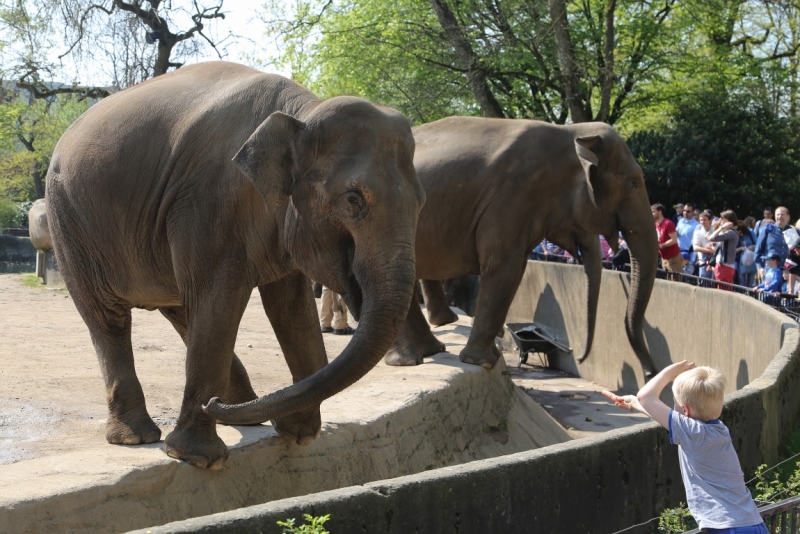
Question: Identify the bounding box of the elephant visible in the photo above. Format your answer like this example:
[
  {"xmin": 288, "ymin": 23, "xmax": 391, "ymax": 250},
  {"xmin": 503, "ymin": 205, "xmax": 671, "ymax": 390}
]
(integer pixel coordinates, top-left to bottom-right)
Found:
[
  {"xmin": 28, "ymin": 198, "xmax": 52, "ymax": 251},
  {"xmin": 46, "ymin": 62, "xmax": 425, "ymax": 469},
  {"xmin": 383, "ymin": 116, "xmax": 657, "ymax": 377}
]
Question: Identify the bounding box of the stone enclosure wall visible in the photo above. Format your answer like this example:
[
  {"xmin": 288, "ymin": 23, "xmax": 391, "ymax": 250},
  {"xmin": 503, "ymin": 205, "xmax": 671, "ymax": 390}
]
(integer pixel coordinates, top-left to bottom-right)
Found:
[
  {"xmin": 131, "ymin": 261, "xmax": 800, "ymax": 534},
  {"xmin": 0, "ymin": 235, "xmax": 35, "ymax": 273}
]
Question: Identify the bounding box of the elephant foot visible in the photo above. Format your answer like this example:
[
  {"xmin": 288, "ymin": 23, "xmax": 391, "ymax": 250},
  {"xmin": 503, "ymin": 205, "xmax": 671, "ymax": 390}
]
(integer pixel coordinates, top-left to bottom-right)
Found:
[
  {"xmin": 272, "ymin": 407, "xmax": 322, "ymax": 446},
  {"xmin": 384, "ymin": 347, "xmax": 425, "ymax": 366},
  {"xmin": 106, "ymin": 410, "xmax": 161, "ymax": 445},
  {"xmin": 164, "ymin": 424, "xmax": 229, "ymax": 470},
  {"xmin": 459, "ymin": 342, "xmax": 502, "ymax": 370},
  {"xmin": 427, "ymin": 306, "xmax": 458, "ymax": 327},
  {"xmin": 417, "ymin": 336, "xmax": 446, "ymax": 358}
]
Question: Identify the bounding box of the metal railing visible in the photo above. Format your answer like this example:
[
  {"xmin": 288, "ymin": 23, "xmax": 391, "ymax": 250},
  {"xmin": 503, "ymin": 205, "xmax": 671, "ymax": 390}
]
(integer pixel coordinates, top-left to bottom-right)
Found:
[{"xmin": 684, "ymin": 495, "xmax": 800, "ymax": 533}]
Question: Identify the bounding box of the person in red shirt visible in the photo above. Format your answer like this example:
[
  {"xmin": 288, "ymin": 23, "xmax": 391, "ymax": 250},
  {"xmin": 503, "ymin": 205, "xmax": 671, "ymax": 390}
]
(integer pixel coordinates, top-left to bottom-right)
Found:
[{"xmin": 652, "ymin": 203, "xmax": 682, "ymax": 271}]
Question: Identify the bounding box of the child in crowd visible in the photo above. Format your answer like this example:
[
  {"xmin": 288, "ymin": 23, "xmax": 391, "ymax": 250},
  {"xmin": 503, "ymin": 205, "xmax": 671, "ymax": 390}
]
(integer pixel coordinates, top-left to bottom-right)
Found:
[
  {"xmin": 603, "ymin": 362, "xmax": 766, "ymax": 533},
  {"xmin": 681, "ymin": 251, "xmax": 695, "ymax": 276},
  {"xmin": 755, "ymin": 253, "xmax": 783, "ymax": 296}
]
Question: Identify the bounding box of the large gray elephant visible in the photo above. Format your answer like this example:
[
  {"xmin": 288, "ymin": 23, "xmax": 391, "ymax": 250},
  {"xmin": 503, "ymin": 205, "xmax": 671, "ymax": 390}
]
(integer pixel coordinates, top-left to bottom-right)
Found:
[
  {"xmin": 383, "ymin": 116, "xmax": 657, "ymax": 377},
  {"xmin": 46, "ymin": 62, "xmax": 425, "ymax": 469}
]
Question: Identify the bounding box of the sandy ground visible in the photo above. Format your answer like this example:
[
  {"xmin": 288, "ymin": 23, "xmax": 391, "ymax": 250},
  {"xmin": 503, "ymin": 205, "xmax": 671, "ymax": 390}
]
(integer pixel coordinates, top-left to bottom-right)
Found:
[{"xmin": 0, "ymin": 273, "xmax": 359, "ymax": 465}]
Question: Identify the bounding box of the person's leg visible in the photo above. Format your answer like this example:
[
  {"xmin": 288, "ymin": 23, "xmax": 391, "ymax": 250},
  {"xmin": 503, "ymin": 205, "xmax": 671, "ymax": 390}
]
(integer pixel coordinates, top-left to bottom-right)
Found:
[
  {"xmin": 319, "ymin": 286, "xmax": 334, "ymax": 331},
  {"xmin": 333, "ymin": 292, "xmax": 349, "ymax": 331},
  {"xmin": 667, "ymin": 254, "xmax": 683, "ymax": 272}
]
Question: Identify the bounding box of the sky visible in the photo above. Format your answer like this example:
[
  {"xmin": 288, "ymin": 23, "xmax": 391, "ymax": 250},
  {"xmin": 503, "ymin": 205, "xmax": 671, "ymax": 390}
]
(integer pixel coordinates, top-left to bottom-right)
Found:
[{"xmin": 2, "ymin": 0, "xmax": 291, "ymax": 87}]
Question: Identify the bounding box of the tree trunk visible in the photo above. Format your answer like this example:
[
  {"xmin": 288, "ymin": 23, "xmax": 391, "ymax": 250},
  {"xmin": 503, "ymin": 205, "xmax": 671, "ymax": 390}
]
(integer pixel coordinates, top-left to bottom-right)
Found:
[
  {"xmin": 548, "ymin": 0, "xmax": 592, "ymax": 123},
  {"xmin": 597, "ymin": 0, "xmax": 616, "ymax": 123},
  {"xmin": 154, "ymin": 40, "xmax": 176, "ymax": 77},
  {"xmin": 429, "ymin": 0, "xmax": 505, "ymax": 118}
]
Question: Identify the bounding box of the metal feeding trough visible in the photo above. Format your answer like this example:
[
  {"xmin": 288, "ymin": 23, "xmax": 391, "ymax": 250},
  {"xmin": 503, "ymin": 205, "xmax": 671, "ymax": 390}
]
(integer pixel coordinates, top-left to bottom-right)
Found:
[{"xmin": 505, "ymin": 323, "xmax": 572, "ymax": 368}]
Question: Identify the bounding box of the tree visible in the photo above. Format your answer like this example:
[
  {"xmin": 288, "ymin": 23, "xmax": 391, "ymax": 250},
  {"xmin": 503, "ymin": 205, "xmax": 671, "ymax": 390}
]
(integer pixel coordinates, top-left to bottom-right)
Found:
[
  {"xmin": 627, "ymin": 91, "xmax": 800, "ymax": 218},
  {"xmin": 263, "ymin": 0, "xmax": 684, "ymax": 125},
  {"xmin": 0, "ymin": 0, "xmax": 234, "ymax": 97},
  {"xmin": 0, "ymin": 89, "xmax": 88, "ymax": 201}
]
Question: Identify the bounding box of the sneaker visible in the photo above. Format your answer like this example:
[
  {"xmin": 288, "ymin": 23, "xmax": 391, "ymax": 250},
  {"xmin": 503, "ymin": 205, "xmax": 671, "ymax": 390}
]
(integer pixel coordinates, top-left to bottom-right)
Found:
[
  {"xmin": 333, "ymin": 326, "xmax": 355, "ymax": 335},
  {"xmin": 321, "ymin": 326, "xmax": 334, "ymax": 333}
]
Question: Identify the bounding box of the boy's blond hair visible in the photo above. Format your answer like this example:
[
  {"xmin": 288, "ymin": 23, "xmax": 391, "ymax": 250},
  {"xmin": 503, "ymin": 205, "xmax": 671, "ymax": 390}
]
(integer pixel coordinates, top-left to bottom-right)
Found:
[{"xmin": 671, "ymin": 366, "xmax": 726, "ymax": 421}]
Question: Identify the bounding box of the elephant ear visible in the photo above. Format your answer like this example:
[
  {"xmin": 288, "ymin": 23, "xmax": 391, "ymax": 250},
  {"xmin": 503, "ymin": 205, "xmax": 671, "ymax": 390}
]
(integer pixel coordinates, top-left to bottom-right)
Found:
[
  {"xmin": 575, "ymin": 135, "xmax": 601, "ymax": 209},
  {"xmin": 233, "ymin": 111, "xmax": 307, "ymax": 214}
]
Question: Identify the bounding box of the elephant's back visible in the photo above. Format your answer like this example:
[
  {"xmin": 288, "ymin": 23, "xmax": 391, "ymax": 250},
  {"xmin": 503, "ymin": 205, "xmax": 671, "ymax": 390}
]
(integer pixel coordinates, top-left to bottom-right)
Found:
[
  {"xmin": 51, "ymin": 63, "xmax": 309, "ymax": 185},
  {"xmin": 412, "ymin": 117, "xmax": 569, "ymax": 183}
]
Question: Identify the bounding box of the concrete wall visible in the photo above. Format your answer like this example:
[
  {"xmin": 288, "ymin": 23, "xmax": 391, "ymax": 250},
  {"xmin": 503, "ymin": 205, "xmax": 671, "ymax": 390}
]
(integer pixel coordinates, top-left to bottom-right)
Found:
[
  {"xmin": 503, "ymin": 263, "xmax": 784, "ymax": 397},
  {"xmin": 129, "ymin": 261, "xmax": 800, "ymax": 534},
  {"xmin": 0, "ymin": 235, "xmax": 35, "ymax": 273}
]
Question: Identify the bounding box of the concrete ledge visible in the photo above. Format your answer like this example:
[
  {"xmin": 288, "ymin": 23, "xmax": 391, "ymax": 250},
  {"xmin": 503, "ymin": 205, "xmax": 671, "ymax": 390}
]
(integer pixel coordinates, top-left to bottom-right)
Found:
[
  {"xmin": 129, "ymin": 262, "xmax": 800, "ymax": 533},
  {"xmin": 0, "ymin": 288, "xmax": 569, "ymax": 534}
]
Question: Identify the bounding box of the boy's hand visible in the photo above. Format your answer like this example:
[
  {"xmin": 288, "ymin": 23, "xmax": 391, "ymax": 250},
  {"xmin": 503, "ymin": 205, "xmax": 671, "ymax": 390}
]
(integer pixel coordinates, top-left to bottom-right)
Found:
[
  {"xmin": 601, "ymin": 390, "xmax": 643, "ymax": 413},
  {"xmin": 661, "ymin": 360, "xmax": 695, "ymax": 381}
]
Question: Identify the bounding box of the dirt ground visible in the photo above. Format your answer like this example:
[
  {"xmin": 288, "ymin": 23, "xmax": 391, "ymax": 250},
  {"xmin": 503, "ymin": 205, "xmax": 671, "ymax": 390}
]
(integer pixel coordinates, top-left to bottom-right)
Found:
[{"xmin": 0, "ymin": 273, "xmax": 358, "ymax": 465}]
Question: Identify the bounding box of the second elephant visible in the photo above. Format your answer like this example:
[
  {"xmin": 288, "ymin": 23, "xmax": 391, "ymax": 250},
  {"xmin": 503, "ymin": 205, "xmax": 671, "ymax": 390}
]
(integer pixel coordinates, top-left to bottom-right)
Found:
[{"xmin": 384, "ymin": 117, "xmax": 658, "ymax": 377}]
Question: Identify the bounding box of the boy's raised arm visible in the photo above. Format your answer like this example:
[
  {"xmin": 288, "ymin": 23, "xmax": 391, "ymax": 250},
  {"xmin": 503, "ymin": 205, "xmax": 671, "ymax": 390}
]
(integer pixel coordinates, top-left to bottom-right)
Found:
[{"xmin": 637, "ymin": 360, "xmax": 696, "ymax": 429}]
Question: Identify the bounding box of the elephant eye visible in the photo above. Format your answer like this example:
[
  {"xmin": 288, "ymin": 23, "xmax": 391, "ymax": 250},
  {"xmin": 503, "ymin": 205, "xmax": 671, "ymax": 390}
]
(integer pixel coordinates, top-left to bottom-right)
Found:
[{"xmin": 339, "ymin": 190, "xmax": 368, "ymax": 220}]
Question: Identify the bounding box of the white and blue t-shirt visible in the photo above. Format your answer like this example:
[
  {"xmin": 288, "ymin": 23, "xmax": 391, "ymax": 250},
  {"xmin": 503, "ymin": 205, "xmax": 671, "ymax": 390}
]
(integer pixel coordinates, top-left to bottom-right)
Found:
[{"xmin": 669, "ymin": 410, "xmax": 763, "ymax": 530}]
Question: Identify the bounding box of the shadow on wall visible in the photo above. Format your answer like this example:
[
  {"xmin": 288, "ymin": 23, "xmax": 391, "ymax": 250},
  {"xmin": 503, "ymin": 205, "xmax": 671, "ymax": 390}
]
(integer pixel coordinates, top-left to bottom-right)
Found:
[
  {"xmin": 532, "ymin": 283, "xmax": 577, "ymax": 375},
  {"xmin": 737, "ymin": 360, "xmax": 750, "ymax": 390}
]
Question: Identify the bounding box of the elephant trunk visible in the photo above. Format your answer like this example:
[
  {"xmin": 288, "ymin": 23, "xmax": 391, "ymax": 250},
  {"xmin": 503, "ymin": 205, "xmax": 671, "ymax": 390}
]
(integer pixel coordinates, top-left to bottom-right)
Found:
[
  {"xmin": 576, "ymin": 233, "xmax": 602, "ymax": 363},
  {"xmin": 621, "ymin": 207, "xmax": 659, "ymax": 378},
  {"xmin": 204, "ymin": 235, "xmax": 417, "ymax": 425}
]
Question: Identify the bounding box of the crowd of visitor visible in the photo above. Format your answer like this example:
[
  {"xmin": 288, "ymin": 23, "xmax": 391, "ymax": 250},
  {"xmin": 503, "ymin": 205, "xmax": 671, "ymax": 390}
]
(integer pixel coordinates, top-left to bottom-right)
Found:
[{"xmin": 532, "ymin": 202, "xmax": 800, "ymax": 298}]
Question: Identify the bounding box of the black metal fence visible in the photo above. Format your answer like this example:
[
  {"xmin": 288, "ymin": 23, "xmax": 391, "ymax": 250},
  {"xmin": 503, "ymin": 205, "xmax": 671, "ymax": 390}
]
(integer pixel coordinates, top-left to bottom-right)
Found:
[{"xmin": 529, "ymin": 253, "xmax": 800, "ymax": 323}]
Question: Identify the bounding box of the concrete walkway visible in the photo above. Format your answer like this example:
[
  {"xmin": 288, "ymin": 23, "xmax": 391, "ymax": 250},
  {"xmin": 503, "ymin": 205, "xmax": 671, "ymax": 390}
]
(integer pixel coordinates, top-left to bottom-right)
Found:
[{"xmin": 503, "ymin": 361, "xmax": 648, "ymax": 439}]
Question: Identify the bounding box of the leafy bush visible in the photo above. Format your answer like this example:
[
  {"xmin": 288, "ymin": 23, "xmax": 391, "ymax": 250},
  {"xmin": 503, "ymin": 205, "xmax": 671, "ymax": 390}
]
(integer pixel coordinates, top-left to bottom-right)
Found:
[
  {"xmin": 658, "ymin": 502, "xmax": 696, "ymax": 533},
  {"xmin": 0, "ymin": 199, "xmax": 31, "ymax": 229},
  {"xmin": 277, "ymin": 513, "xmax": 330, "ymax": 534}
]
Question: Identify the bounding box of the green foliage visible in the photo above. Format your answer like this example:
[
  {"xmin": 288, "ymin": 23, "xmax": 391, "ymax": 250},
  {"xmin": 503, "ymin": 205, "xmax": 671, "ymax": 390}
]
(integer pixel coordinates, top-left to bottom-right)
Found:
[
  {"xmin": 0, "ymin": 93, "xmax": 89, "ymax": 206},
  {"xmin": 627, "ymin": 91, "xmax": 800, "ymax": 218},
  {"xmin": 658, "ymin": 502, "xmax": 696, "ymax": 533},
  {"xmin": 263, "ymin": 0, "xmax": 683, "ymax": 125},
  {"xmin": 277, "ymin": 513, "xmax": 330, "ymax": 534},
  {"xmin": 265, "ymin": 0, "xmax": 476, "ymax": 124},
  {"xmin": 0, "ymin": 199, "xmax": 32, "ymax": 228}
]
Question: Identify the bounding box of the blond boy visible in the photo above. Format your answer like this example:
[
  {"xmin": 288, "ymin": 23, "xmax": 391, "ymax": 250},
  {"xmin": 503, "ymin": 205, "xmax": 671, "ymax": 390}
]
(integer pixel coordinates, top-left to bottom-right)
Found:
[{"xmin": 603, "ymin": 361, "xmax": 765, "ymax": 533}]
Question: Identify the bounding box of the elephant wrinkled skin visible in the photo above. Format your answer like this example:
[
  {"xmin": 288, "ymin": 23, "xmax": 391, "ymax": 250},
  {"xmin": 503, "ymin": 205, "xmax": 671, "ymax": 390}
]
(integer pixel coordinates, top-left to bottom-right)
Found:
[
  {"xmin": 384, "ymin": 117, "xmax": 657, "ymax": 377},
  {"xmin": 46, "ymin": 62, "xmax": 425, "ymax": 469}
]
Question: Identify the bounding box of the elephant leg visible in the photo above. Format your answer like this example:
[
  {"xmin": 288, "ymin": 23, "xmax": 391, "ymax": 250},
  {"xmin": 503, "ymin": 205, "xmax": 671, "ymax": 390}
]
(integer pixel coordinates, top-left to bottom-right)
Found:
[
  {"xmin": 460, "ymin": 256, "xmax": 527, "ymax": 370},
  {"xmin": 159, "ymin": 307, "xmax": 257, "ymax": 406},
  {"xmin": 384, "ymin": 284, "xmax": 446, "ymax": 366},
  {"xmin": 420, "ymin": 279, "xmax": 458, "ymax": 326},
  {"xmin": 71, "ymin": 290, "xmax": 160, "ymax": 445},
  {"xmin": 258, "ymin": 272, "xmax": 328, "ymax": 446},
  {"xmin": 163, "ymin": 276, "xmax": 251, "ymax": 470}
]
